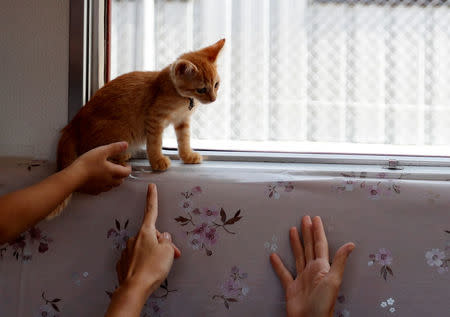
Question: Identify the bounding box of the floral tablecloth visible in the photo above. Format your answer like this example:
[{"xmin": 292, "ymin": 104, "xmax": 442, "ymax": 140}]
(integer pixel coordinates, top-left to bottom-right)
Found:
[{"xmin": 0, "ymin": 159, "xmax": 449, "ymax": 316}]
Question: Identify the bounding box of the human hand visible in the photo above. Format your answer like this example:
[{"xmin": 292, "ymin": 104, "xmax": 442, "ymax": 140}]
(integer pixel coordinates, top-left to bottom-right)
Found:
[
  {"xmin": 115, "ymin": 184, "xmax": 181, "ymax": 298},
  {"xmin": 270, "ymin": 216, "xmax": 355, "ymax": 317},
  {"xmin": 72, "ymin": 141, "xmax": 132, "ymax": 194}
]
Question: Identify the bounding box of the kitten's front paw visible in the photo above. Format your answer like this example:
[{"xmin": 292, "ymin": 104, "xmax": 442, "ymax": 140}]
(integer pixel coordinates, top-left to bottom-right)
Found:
[
  {"xmin": 151, "ymin": 156, "xmax": 171, "ymax": 171},
  {"xmin": 109, "ymin": 153, "xmax": 131, "ymax": 166},
  {"xmin": 181, "ymin": 151, "xmax": 203, "ymax": 164}
]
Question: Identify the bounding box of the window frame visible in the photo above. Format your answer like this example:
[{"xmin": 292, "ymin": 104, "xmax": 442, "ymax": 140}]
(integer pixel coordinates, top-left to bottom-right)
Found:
[
  {"xmin": 155, "ymin": 149, "xmax": 450, "ymax": 168},
  {"xmin": 68, "ymin": 0, "xmax": 106, "ymax": 122},
  {"xmin": 68, "ymin": 0, "xmax": 87, "ymax": 121},
  {"xmin": 314, "ymin": 0, "xmax": 448, "ymax": 6},
  {"xmin": 69, "ymin": 0, "xmax": 450, "ymax": 170}
]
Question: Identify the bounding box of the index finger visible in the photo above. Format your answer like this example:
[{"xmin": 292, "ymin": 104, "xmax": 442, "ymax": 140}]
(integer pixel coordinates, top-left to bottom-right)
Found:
[{"xmin": 142, "ymin": 184, "xmax": 158, "ymax": 230}]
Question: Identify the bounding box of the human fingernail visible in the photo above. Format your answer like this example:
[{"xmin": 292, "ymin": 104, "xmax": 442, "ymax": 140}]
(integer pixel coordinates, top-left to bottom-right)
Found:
[
  {"xmin": 163, "ymin": 232, "xmax": 171, "ymax": 241},
  {"xmin": 347, "ymin": 243, "xmax": 355, "ymax": 254},
  {"xmin": 119, "ymin": 141, "xmax": 127, "ymax": 150}
]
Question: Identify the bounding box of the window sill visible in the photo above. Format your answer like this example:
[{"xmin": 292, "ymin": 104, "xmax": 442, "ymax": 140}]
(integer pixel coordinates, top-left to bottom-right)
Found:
[
  {"xmin": 132, "ymin": 148, "xmax": 450, "ymax": 167},
  {"xmin": 130, "ymin": 156, "xmax": 450, "ymax": 182},
  {"xmin": 162, "ymin": 138, "xmax": 450, "ymax": 158}
]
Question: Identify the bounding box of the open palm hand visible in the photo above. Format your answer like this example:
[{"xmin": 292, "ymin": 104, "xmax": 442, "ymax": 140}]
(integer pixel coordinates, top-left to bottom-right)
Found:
[{"xmin": 270, "ymin": 216, "xmax": 355, "ymax": 317}]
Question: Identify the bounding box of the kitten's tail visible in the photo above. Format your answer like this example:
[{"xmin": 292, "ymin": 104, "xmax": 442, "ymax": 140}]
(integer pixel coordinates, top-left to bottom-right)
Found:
[
  {"xmin": 47, "ymin": 123, "xmax": 79, "ymax": 220},
  {"xmin": 57, "ymin": 123, "xmax": 79, "ymax": 170},
  {"xmin": 47, "ymin": 194, "xmax": 72, "ymax": 220}
]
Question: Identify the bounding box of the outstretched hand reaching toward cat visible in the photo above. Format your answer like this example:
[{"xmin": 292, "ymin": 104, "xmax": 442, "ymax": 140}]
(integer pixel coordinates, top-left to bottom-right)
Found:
[
  {"xmin": 0, "ymin": 142, "xmax": 133, "ymax": 241},
  {"xmin": 73, "ymin": 141, "xmax": 132, "ymax": 195},
  {"xmin": 270, "ymin": 216, "xmax": 355, "ymax": 317}
]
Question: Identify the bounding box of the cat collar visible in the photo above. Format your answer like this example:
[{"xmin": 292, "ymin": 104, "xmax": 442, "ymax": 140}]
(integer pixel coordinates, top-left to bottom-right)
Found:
[{"xmin": 188, "ymin": 98, "xmax": 195, "ymax": 110}]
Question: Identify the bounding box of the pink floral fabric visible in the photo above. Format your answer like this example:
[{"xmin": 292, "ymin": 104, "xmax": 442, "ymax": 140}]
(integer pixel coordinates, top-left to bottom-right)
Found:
[
  {"xmin": 174, "ymin": 187, "xmax": 243, "ymax": 257},
  {"xmin": 0, "ymin": 159, "xmax": 449, "ymax": 316},
  {"xmin": 1, "ymin": 226, "xmax": 52, "ymax": 261},
  {"xmin": 368, "ymin": 248, "xmax": 394, "ymax": 281}
]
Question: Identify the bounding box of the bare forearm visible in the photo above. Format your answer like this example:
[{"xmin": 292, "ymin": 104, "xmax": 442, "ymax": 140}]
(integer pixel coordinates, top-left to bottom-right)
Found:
[
  {"xmin": 105, "ymin": 279, "xmax": 154, "ymax": 317},
  {"xmin": 0, "ymin": 164, "xmax": 85, "ymax": 244}
]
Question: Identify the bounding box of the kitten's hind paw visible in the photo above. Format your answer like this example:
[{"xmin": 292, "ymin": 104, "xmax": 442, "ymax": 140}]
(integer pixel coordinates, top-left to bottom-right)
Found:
[
  {"xmin": 181, "ymin": 152, "xmax": 203, "ymax": 164},
  {"xmin": 150, "ymin": 156, "xmax": 171, "ymax": 171}
]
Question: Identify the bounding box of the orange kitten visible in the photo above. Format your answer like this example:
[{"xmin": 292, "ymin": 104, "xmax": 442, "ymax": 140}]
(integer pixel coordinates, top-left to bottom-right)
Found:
[{"xmin": 49, "ymin": 39, "xmax": 225, "ymax": 219}]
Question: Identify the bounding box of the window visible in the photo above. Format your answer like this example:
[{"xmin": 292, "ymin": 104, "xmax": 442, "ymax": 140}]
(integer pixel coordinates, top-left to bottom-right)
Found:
[{"xmin": 107, "ymin": 0, "xmax": 450, "ymax": 158}]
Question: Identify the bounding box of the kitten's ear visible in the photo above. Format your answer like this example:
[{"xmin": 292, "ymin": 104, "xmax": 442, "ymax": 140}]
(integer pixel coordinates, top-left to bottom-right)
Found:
[
  {"xmin": 172, "ymin": 59, "xmax": 199, "ymax": 78},
  {"xmin": 200, "ymin": 38, "xmax": 226, "ymax": 63}
]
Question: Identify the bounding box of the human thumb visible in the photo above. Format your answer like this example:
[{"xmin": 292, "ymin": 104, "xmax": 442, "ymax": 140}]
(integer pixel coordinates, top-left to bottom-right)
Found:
[
  {"xmin": 103, "ymin": 141, "xmax": 128, "ymax": 157},
  {"xmin": 329, "ymin": 242, "xmax": 355, "ymax": 283}
]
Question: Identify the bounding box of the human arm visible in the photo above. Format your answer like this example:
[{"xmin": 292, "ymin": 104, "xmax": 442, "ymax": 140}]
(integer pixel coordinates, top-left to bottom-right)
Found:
[
  {"xmin": 270, "ymin": 216, "xmax": 355, "ymax": 317},
  {"xmin": 0, "ymin": 142, "xmax": 131, "ymax": 244}
]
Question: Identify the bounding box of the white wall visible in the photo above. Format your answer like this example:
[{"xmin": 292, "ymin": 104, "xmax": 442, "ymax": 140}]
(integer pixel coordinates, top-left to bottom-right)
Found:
[{"xmin": 0, "ymin": 0, "xmax": 69, "ymax": 161}]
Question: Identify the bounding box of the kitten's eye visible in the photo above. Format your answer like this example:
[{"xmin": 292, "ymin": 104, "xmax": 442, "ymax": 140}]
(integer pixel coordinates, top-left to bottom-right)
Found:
[
  {"xmin": 196, "ymin": 88, "xmax": 207, "ymax": 94},
  {"xmin": 214, "ymin": 81, "xmax": 220, "ymax": 89}
]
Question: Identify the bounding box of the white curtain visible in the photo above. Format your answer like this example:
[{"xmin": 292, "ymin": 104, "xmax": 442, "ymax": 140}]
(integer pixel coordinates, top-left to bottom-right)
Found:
[{"xmin": 111, "ymin": 0, "xmax": 450, "ymax": 147}]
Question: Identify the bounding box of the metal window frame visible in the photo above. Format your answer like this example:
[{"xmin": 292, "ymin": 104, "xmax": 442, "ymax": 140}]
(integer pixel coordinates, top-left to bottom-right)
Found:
[
  {"xmin": 155, "ymin": 148, "xmax": 450, "ymax": 168},
  {"xmin": 70, "ymin": 0, "xmax": 450, "ymax": 170},
  {"xmin": 314, "ymin": 0, "xmax": 449, "ymax": 6},
  {"xmin": 68, "ymin": 0, "xmax": 88, "ymax": 121},
  {"xmin": 68, "ymin": 0, "xmax": 105, "ymax": 122}
]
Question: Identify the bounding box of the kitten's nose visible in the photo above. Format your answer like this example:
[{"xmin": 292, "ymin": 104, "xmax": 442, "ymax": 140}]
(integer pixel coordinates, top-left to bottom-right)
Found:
[{"xmin": 209, "ymin": 94, "xmax": 216, "ymax": 102}]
